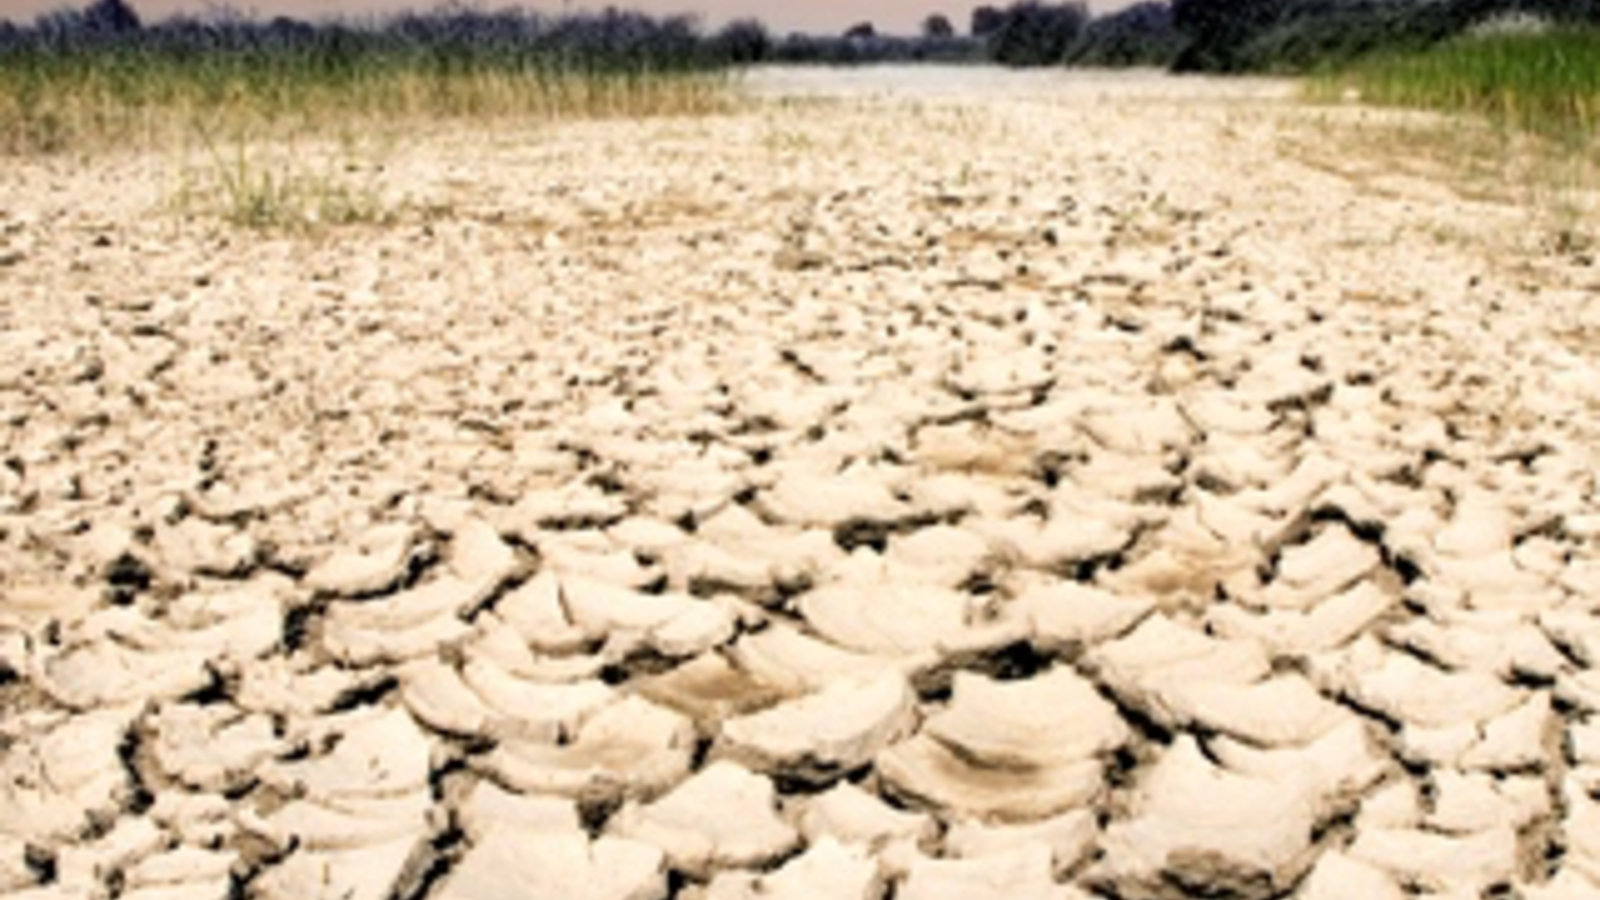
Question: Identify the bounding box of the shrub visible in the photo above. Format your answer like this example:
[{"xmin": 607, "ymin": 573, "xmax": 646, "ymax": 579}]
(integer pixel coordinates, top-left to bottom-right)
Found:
[{"xmin": 923, "ymin": 14, "xmax": 957, "ymax": 39}]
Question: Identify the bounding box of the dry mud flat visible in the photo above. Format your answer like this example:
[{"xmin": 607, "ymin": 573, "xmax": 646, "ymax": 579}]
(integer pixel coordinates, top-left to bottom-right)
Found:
[{"xmin": 3, "ymin": 67, "xmax": 1600, "ymax": 899}]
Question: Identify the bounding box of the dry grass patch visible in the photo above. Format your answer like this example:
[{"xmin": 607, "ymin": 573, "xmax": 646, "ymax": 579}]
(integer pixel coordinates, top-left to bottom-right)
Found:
[
  {"xmin": 1281, "ymin": 105, "xmax": 1599, "ymax": 257},
  {"xmin": 1, "ymin": 39, "xmax": 730, "ymax": 233}
]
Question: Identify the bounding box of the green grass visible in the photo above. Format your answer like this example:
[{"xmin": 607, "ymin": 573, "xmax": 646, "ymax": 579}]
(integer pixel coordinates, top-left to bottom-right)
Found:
[
  {"xmin": 168, "ymin": 126, "xmax": 394, "ymax": 231},
  {"xmin": 1315, "ymin": 27, "xmax": 1600, "ymax": 142}
]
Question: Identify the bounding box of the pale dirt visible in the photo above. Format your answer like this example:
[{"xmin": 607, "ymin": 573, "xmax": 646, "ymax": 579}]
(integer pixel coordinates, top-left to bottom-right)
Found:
[{"xmin": 2, "ymin": 67, "xmax": 1600, "ymax": 900}]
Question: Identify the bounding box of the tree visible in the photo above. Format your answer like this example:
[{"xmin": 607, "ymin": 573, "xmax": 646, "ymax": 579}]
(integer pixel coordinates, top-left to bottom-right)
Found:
[
  {"xmin": 1068, "ymin": 1, "xmax": 1184, "ymax": 66},
  {"xmin": 844, "ymin": 21, "xmax": 877, "ymax": 40},
  {"xmin": 986, "ymin": 1, "xmax": 1088, "ymax": 66},
  {"xmin": 713, "ymin": 18, "xmax": 771, "ymax": 63},
  {"xmin": 1171, "ymin": 0, "xmax": 1290, "ymax": 71},
  {"xmin": 971, "ymin": 5, "xmax": 1005, "ymax": 35},
  {"xmin": 82, "ymin": 0, "xmax": 141, "ymax": 33},
  {"xmin": 922, "ymin": 13, "xmax": 956, "ymax": 38}
]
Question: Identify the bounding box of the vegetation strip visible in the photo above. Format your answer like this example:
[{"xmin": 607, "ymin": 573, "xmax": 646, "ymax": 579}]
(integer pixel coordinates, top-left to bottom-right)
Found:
[
  {"xmin": 0, "ymin": 1, "xmax": 732, "ymax": 155},
  {"xmin": 1317, "ymin": 26, "xmax": 1600, "ymax": 141}
]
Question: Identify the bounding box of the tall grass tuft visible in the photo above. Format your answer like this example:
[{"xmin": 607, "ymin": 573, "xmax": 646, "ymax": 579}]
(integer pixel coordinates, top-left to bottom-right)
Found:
[{"xmin": 1316, "ymin": 26, "xmax": 1600, "ymax": 142}]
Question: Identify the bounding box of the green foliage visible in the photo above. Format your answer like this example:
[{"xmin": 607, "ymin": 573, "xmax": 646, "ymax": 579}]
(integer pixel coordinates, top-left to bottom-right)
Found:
[
  {"xmin": 1171, "ymin": 0, "xmax": 1290, "ymax": 71},
  {"xmin": 0, "ymin": 4, "xmax": 732, "ymax": 155},
  {"xmin": 1231, "ymin": 1, "xmax": 1446, "ymax": 72},
  {"xmin": 986, "ymin": 2, "xmax": 1090, "ymax": 67},
  {"xmin": 1170, "ymin": 0, "xmax": 1600, "ymax": 74},
  {"xmin": 1320, "ymin": 27, "xmax": 1600, "ymax": 141},
  {"xmin": 177, "ymin": 124, "xmax": 390, "ymax": 231},
  {"xmin": 1066, "ymin": 2, "xmax": 1184, "ymax": 68}
]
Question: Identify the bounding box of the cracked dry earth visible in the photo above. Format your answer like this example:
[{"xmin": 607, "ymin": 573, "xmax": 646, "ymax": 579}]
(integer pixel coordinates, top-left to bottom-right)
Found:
[{"xmin": 4, "ymin": 67, "xmax": 1600, "ymax": 900}]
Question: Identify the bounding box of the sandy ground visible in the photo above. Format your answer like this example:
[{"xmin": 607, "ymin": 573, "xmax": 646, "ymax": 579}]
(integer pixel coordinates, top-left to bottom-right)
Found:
[{"xmin": 3, "ymin": 67, "xmax": 1600, "ymax": 899}]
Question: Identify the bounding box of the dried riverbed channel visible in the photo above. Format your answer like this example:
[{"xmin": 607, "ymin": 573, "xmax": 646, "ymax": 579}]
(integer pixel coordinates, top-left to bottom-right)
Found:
[{"xmin": 3, "ymin": 69, "xmax": 1600, "ymax": 900}]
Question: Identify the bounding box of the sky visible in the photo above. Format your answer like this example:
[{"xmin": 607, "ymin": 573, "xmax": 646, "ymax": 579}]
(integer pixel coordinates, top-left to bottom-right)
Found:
[{"xmin": 0, "ymin": 0, "xmax": 1142, "ymax": 35}]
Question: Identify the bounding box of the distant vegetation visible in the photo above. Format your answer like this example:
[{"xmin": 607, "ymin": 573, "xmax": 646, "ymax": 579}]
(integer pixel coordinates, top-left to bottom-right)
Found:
[
  {"xmin": 1317, "ymin": 25, "xmax": 1600, "ymax": 139},
  {"xmin": 743, "ymin": 0, "xmax": 1600, "ymax": 81},
  {"xmin": 761, "ymin": 28, "xmax": 984, "ymax": 65},
  {"xmin": 5, "ymin": 0, "xmax": 1599, "ymax": 151},
  {"xmin": 1068, "ymin": 3, "xmax": 1184, "ymax": 68},
  {"xmin": 0, "ymin": 0, "xmax": 1172, "ymax": 154},
  {"xmin": 1168, "ymin": 0, "xmax": 1600, "ymax": 73},
  {"xmin": 735, "ymin": 1, "xmax": 1174, "ymax": 69},
  {"xmin": 0, "ymin": 0, "xmax": 1183, "ymax": 77},
  {"xmin": 0, "ymin": 0, "xmax": 731, "ymax": 153},
  {"xmin": 1162, "ymin": 0, "xmax": 1599, "ymax": 141}
]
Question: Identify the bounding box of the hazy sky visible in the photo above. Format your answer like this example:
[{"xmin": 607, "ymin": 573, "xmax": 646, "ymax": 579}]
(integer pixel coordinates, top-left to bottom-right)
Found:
[{"xmin": 0, "ymin": 0, "xmax": 1142, "ymax": 35}]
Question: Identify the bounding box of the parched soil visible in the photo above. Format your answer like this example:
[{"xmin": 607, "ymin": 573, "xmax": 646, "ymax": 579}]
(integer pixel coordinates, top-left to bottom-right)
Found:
[{"xmin": 2, "ymin": 67, "xmax": 1600, "ymax": 900}]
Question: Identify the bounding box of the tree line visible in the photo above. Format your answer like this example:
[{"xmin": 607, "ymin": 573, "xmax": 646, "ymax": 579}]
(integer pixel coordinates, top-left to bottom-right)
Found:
[
  {"xmin": 755, "ymin": 0, "xmax": 1600, "ymax": 71},
  {"xmin": 0, "ymin": 0, "xmax": 1182, "ymax": 71},
  {"xmin": 712, "ymin": 3, "xmax": 1181, "ymax": 68},
  {"xmin": 1171, "ymin": 0, "xmax": 1600, "ymax": 72},
  {"xmin": 4, "ymin": 0, "xmax": 1596, "ymax": 74}
]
